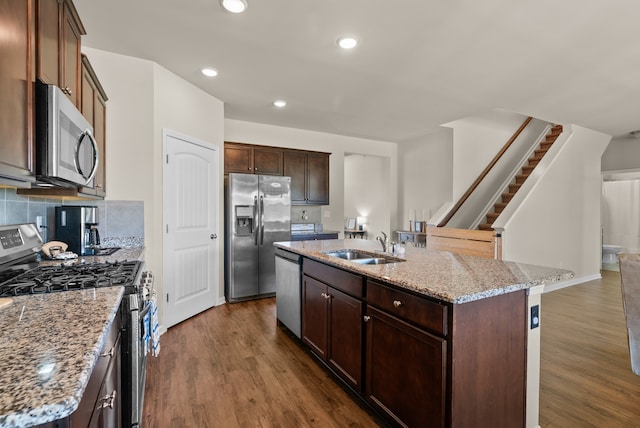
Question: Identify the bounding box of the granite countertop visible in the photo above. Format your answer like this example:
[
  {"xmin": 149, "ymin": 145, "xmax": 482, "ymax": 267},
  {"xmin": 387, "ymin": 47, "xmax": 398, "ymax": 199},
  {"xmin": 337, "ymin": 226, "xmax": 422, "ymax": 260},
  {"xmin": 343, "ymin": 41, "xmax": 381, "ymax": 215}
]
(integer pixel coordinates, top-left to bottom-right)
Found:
[
  {"xmin": 39, "ymin": 247, "xmax": 145, "ymax": 267},
  {"xmin": 274, "ymin": 239, "xmax": 574, "ymax": 304},
  {"xmin": 0, "ymin": 287, "xmax": 124, "ymax": 428}
]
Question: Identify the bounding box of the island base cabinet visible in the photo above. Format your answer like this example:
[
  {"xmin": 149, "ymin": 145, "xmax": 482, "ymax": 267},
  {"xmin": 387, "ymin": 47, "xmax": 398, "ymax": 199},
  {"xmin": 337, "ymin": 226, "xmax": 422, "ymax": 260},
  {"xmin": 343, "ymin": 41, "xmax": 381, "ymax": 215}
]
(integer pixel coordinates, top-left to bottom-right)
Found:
[
  {"xmin": 302, "ymin": 274, "xmax": 363, "ymax": 392},
  {"xmin": 365, "ymin": 306, "xmax": 446, "ymax": 428}
]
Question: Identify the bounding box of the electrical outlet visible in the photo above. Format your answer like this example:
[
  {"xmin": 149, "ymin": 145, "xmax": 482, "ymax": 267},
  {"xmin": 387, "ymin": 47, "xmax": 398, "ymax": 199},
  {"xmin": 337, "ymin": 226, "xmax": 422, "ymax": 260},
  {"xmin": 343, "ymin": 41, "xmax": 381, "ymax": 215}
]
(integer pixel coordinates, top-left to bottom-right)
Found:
[
  {"xmin": 36, "ymin": 216, "xmax": 43, "ymax": 230},
  {"xmin": 530, "ymin": 304, "xmax": 540, "ymax": 329}
]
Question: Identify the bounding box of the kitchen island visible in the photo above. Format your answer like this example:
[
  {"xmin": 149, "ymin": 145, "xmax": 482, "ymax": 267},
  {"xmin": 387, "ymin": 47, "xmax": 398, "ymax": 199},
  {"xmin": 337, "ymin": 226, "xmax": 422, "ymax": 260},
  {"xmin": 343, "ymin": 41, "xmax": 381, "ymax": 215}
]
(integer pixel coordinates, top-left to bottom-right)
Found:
[
  {"xmin": 0, "ymin": 287, "xmax": 123, "ymax": 428},
  {"xmin": 274, "ymin": 239, "xmax": 573, "ymax": 428}
]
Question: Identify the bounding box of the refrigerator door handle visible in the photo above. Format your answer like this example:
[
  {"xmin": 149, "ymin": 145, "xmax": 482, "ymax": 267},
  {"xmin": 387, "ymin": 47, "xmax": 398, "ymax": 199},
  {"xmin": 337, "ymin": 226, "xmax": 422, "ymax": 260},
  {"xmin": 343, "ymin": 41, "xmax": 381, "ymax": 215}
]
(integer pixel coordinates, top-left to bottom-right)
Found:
[
  {"xmin": 253, "ymin": 196, "xmax": 259, "ymax": 246},
  {"xmin": 260, "ymin": 195, "xmax": 265, "ymax": 245}
]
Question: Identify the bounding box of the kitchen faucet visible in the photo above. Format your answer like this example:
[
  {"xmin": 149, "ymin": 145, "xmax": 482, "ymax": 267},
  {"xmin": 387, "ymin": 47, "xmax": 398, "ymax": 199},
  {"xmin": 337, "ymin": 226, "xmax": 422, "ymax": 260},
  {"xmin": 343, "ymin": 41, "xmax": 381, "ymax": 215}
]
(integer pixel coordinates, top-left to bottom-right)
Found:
[{"xmin": 376, "ymin": 231, "xmax": 388, "ymax": 252}]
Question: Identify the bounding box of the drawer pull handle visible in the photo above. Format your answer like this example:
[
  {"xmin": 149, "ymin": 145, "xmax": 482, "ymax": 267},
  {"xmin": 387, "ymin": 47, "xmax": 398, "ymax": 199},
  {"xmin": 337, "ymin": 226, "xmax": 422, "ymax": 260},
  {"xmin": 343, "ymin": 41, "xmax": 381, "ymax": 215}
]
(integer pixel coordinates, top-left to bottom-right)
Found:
[
  {"xmin": 100, "ymin": 347, "xmax": 115, "ymax": 358},
  {"xmin": 100, "ymin": 390, "xmax": 117, "ymax": 409},
  {"xmin": 321, "ymin": 292, "xmax": 331, "ymax": 299},
  {"xmin": 393, "ymin": 300, "xmax": 402, "ymax": 307},
  {"xmin": 363, "ymin": 315, "xmax": 371, "ymax": 322}
]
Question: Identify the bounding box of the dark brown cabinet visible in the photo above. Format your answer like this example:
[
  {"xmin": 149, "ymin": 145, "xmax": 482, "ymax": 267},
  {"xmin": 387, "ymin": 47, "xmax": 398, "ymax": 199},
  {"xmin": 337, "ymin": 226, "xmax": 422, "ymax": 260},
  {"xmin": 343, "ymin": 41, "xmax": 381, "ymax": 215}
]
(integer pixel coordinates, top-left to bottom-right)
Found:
[
  {"xmin": 365, "ymin": 280, "xmax": 447, "ymax": 427},
  {"xmin": 224, "ymin": 142, "xmax": 283, "ymax": 175},
  {"xmin": 284, "ymin": 150, "xmax": 329, "ymax": 205},
  {"xmin": 36, "ymin": 0, "xmax": 85, "ymax": 107},
  {"xmin": 70, "ymin": 314, "xmax": 121, "ymax": 428},
  {"xmin": 80, "ymin": 54, "xmax": 107, "ymax": 197},
  {"xmin": 300, "ymin": 258, "xmax": 528, "ymax": 428},
  {"xmin": 302, "ymin": 259, "xmax": 364, "ymax": 391},
  {"xmin": 0, "ymin": 0, "xmax": 36, "ymax": 186}
]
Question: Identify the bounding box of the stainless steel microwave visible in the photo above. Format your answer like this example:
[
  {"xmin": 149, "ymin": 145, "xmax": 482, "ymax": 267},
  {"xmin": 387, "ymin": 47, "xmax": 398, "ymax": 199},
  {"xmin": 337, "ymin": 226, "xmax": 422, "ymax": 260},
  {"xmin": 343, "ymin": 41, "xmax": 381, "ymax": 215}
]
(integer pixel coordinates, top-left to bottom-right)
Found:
[{"xmin": 36, "ymin": 82, "xmax": 99, "ymax": 188}]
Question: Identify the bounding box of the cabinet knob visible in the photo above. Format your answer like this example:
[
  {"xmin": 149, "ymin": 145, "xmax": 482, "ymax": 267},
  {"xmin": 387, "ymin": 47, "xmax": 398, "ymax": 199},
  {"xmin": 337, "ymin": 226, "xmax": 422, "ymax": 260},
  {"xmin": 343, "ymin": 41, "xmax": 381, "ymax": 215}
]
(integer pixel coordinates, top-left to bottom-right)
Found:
[
  {"xmin": 321, "ymin": 292, "xmax": 331, "ymax": 299},
  {"xmin": 210, "ymin": 233, "xmax": 217, "ymax": 239},
  {"xmin": 393, "ymin": 300, "xmax": 402, "ymax": 307},
  {"xmin": 100, "ymin": 347, "xmax": 115, "ymax": 358},
  {"xmin": 100, "ymin": 390, "xmax": 117, "ymax": 409},
  {"xmin": 248, "ymin": 167, "xmax": 252, "ymax": 171},
  {"xmin": 363, "ymin": 315, "xmax": 371, "ymax": 322}
]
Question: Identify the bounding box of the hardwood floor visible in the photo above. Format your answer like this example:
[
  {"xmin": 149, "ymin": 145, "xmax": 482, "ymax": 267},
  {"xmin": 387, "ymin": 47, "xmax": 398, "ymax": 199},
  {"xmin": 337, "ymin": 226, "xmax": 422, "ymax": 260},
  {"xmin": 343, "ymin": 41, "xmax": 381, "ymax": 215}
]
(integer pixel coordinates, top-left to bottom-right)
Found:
[
  {"xmin": 539, "ymin": 270, "xmax": 640, "ymax": 427},
  {"xmin": 142, "ymin": 298, "xmax": 384, "ymax": 428},
  {"xmin": 143, "ymin": 271, "xmax": 640, "ymax": 427}
]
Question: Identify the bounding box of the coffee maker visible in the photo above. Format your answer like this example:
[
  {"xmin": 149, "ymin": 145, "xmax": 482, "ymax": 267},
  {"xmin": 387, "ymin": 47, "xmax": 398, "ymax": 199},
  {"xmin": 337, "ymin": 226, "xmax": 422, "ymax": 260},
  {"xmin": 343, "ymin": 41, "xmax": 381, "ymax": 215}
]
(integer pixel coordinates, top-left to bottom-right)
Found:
[{"xmin": 55, "ymin": 206, "xmax": 101, "ymax": 255}]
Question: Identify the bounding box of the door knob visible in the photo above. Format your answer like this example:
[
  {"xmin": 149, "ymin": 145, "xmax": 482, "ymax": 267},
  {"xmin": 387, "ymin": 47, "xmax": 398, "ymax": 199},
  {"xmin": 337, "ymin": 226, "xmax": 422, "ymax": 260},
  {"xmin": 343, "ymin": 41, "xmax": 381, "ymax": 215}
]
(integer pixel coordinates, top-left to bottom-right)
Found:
[{"xmin": 210, "ymin": 234, "xmax": 217, "ymax": 239}]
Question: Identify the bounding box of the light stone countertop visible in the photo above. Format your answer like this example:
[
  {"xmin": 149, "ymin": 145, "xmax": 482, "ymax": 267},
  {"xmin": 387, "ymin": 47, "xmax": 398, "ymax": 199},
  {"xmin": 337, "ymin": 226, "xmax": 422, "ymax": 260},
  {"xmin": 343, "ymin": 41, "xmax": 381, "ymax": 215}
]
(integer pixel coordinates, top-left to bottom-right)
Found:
[
  {"xmin": 274, "ymin": 239, "xmax": 574, "ymax": 304},
  {"xmin": 0, "ymin": 287, "xmax": 124, "ymax": 428}
]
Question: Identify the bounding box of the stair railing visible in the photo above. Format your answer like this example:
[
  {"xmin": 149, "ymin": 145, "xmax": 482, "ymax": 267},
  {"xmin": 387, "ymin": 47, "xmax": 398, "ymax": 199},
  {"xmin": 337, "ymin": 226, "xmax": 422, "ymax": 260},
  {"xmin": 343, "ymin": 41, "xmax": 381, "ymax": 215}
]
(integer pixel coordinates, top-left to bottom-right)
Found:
[{"xmin": 437, "ymin": 116, "xmax": 533, "ymax": 227}]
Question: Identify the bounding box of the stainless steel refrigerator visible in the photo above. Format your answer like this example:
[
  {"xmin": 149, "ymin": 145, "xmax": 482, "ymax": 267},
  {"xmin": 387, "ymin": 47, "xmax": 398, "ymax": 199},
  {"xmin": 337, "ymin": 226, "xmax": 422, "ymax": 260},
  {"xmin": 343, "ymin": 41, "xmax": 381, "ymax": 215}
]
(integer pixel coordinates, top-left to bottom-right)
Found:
[{"xmin": 225, "ymin": 173, "xmax": 291, "ymax": 302}]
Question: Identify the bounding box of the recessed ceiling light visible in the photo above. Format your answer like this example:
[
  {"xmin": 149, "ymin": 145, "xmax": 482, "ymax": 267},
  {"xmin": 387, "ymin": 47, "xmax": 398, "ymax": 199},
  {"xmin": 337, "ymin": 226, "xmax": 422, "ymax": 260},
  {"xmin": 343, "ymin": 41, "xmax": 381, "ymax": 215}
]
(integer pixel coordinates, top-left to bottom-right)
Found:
[
  {"xmin": 220, "ymin": 0, "xmax": 248, "ymax": 13},
  {"xmin": 201, "ymin": 67, "xmax": 218, "ymax": 77},
  {"xmin": 273, "ymin": 100, "xmax": 287, "ymax": 108},
  {"xmin": 337, "ymin": 36, "xmax": 359, "ymax": 49}
]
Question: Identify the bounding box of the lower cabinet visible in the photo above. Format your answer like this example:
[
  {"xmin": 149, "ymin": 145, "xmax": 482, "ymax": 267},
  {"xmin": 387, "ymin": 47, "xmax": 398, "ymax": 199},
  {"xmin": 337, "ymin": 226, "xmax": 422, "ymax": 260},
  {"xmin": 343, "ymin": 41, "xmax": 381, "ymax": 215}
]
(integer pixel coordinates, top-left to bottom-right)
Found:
[
  {"xmin": 300, "ymin": 257, "xmax": 528, "ymax": 428},
  {"xmin": 71, "ymin": 315, "xmax": 121, "ymax": 428},
  {"xmin": 302, "ymin": 273, "xmax": 363, "ymax": 391},
  {"xmin": 365, "ymin": 306, "xmax": 446, "ymax": 428}
]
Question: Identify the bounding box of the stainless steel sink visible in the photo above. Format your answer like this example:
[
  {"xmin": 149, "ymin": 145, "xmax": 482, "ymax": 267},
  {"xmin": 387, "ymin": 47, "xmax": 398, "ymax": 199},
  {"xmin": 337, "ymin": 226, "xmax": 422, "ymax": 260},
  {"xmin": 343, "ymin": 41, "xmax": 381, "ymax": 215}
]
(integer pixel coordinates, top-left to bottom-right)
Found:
[{"xmin": 324, "ymin": 250, "xmax": 405, "ymax": 265}]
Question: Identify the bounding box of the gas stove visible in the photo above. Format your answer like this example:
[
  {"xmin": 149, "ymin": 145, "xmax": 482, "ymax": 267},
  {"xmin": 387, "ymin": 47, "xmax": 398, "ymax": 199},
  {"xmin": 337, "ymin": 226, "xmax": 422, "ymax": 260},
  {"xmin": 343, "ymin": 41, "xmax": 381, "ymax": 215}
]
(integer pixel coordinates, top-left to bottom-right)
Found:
[
  {"xmin": 0, "ymin": 223, "xmax": 144, "ymax": 298},
  {"xmin": 0, "ymin": 260, "xmax": 143, "ymax": 297}
]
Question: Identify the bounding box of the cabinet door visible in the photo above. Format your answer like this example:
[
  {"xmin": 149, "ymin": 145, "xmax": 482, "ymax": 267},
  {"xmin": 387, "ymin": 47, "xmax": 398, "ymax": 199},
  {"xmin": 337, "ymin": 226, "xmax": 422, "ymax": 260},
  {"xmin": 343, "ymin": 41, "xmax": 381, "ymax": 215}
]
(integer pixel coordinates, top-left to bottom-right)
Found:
[
  {"xmin": 0, "ymin": 0, "xmax": 36, "ymax": 181},
  {"xmin": 81, "ymin": 56, "xmax": 107, "ymax": 196},
  {"xmin": 224, "ymin": 144, "xmax": 253, "ymax": 174},
  {"xmin": 36, "ymin": 0, "xmax": 61, "ymax": 85},
  {"xmin": 93, "ymin": 93, "xmax": 106, "ymax": 195},
  {"xmin": 301, "ymin": 275, "xmax": 328, "ymax": 359},
  {"xmin": 328, "ymin": 287, "xmax": 363, "ymax": 391},
  {"xmin": 283, "ymin": 151, "xmax": 307, "ymax": 204},
  {"xmin": 89, "ymin": 333, "xmax": 121, "ymax": 428},
  {"xmin": 253, "ymin": 147, "xmax": 283, "ymax": 175},
  {"xmin": 61, "ymin": 0, "xmax": 81, "ymax": 106},
  {"xmin": 365, "ymin": 305, "xmax": 446, "ymax": 428},
  {"xmin": 306, "ymin": 153, "xmax": 329, "ymax": 204}
]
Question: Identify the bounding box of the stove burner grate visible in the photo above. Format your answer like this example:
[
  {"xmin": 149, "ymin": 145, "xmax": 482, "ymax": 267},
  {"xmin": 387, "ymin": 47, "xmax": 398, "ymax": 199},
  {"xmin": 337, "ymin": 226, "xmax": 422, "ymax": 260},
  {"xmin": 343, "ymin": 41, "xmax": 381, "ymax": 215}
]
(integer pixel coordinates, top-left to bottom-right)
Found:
[{"xmin": 0, "ymin": 260, "xmax": 142, "ymax": 298}]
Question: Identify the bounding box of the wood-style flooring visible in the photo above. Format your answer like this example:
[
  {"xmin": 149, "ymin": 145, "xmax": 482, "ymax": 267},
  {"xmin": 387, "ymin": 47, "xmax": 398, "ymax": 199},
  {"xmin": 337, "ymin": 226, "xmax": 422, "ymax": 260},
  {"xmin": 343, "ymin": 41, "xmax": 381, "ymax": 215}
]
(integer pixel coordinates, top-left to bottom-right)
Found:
[
  {"xmin": 539, "ymin": 269, "xmax": 640, "ymax": 427},
  {"xmin": 143, "ymin": 270, "xmax": 640, "ymax": 427},
  {"xmin": 142, "ymin": 298, "xmax": 383, "ymax": 427}
]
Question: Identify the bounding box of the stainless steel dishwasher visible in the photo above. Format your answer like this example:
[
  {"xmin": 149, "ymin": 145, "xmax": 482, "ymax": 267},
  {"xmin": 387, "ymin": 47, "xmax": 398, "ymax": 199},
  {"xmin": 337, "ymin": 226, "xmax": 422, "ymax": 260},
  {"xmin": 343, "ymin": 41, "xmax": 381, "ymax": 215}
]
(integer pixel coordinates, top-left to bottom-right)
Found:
[{"xmin": 275, "ymin": 248, "xmax": 302, "ymax": 338}]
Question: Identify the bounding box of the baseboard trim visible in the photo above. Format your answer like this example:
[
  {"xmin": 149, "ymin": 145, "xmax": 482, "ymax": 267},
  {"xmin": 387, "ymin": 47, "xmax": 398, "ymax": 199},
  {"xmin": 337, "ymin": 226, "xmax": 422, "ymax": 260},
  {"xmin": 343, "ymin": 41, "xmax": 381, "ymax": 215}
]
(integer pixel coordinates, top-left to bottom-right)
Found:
[{"xmin": 543, "ymin": 273, "xmax": 602, "ymax": 293}]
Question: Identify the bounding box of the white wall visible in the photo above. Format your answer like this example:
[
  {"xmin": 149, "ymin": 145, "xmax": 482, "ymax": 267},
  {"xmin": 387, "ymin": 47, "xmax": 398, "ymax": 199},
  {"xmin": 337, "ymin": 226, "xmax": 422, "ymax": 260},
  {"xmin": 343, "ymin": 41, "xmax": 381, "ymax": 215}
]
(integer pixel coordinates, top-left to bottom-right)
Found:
[
  {"xmin": 497, "ymin": 125, "xmax": 611, "ymax": 279},
  {"xmin": 445, "ymin": 110, "xmax": 530, "ymax": 200},
  {"xmin": 397, "ymin": 129, "xmax": 453, "ymax": 230},
  {"xmin": 224, "ymin": 119, "xmax": 398, "ymax": 235},
  {"xmin": 82, "ymin": 47, "xmax": 225, "ymax": 325},
  {"xmin": 602, "ymin": 134, "xmax": 640, "ymax": 172},
  {"xmin": 344, "ymin": 154, "xmax": 390, "ymax": 239}
]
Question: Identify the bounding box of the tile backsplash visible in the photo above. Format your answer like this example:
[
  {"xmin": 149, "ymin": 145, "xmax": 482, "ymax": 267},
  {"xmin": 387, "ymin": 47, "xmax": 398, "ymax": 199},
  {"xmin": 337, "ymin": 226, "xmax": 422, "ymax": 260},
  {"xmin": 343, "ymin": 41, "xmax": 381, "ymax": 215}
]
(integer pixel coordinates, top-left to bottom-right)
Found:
[{"xmin": 0, "ymin": 188, "xmax": 144, "ymax": 246}]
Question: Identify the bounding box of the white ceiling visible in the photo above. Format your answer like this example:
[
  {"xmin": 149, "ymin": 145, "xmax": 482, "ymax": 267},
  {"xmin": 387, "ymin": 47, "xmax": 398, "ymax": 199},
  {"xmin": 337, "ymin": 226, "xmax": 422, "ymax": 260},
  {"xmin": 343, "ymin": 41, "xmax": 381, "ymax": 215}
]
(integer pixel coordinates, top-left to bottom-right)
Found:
[{"xmin": 74, "ymin": 0, "xmax": 640, "ymax": 143}]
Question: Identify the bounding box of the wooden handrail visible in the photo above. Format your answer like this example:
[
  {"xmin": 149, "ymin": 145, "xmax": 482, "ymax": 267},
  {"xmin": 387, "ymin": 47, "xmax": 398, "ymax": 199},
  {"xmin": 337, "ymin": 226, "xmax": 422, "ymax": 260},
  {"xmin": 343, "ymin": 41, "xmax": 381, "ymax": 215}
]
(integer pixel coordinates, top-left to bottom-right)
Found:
[{"xmin": 437, "ymin": 116, "xmax": 533, "ymax": 227}]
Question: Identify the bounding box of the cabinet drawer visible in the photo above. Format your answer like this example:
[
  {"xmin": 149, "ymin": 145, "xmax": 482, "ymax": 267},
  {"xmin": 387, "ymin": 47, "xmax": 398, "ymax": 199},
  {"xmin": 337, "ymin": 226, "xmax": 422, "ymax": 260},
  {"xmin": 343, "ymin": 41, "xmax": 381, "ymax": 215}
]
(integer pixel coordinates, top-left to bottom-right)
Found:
[
  {"xmin": 367, "ymin": 280, "xmax": 448, "ymax": 336},
  {"xmin": 303, "ymin": 259, "xmax": 364, "ymax": 298}
]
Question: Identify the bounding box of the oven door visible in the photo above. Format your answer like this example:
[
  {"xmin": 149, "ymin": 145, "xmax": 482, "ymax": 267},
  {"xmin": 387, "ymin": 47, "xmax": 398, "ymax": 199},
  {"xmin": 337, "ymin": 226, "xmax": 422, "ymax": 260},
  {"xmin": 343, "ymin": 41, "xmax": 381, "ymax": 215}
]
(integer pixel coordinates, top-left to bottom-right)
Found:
[{"xmin": 125, "ymin": 293, "xmax": 149, "ymax": 428}]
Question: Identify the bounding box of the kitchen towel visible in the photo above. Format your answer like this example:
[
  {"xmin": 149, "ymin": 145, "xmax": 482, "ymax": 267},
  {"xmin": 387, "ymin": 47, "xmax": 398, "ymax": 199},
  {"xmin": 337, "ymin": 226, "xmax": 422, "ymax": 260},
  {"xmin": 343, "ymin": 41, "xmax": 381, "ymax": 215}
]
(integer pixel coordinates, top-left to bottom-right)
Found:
[{"xmin": 150, "ymin": 294, "xmax": 161, "ymax": 357}]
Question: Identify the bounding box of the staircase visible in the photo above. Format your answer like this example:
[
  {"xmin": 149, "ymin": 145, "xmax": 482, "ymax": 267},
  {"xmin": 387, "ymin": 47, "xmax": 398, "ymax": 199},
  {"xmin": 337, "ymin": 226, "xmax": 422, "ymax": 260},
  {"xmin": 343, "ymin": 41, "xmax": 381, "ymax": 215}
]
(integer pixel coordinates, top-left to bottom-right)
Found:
[{"xmin": 478, "ymin": 124, "xmax": 563, "ymax": 231}]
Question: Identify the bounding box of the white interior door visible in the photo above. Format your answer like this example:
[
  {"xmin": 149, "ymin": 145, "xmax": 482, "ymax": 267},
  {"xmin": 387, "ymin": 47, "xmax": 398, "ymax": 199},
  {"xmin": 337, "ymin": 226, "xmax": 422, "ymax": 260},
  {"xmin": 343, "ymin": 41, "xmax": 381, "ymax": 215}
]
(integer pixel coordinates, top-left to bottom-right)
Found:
[{"xmin": 163, "ymin": 130, "xmax": 219, "ymax": 328}]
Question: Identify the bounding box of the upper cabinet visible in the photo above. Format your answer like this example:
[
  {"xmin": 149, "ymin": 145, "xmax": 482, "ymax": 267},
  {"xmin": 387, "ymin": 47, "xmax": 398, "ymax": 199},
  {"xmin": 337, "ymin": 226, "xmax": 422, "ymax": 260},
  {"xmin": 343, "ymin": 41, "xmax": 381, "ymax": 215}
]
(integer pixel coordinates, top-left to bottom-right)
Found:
[
  {"xmin": 0, "ymin": 0, "xmax": 37, "ymax": 187},
  {"xmin": 284, "ymin": 150, "xmax": 330, "ymax": 205},
  {"xmin": 80, "ymin": 54, "xmax": 107, "ymax": 197},
  {"xmin": 224, "ymin": 142, "xmax": 283, "ymax": 175},
  {"xmin": 36, "ymin": 0, "xmax": 86, "ymax": 107},
  {"xmin": 224, "ymin": 142, "xmax": 330, "ymax": 205}
]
